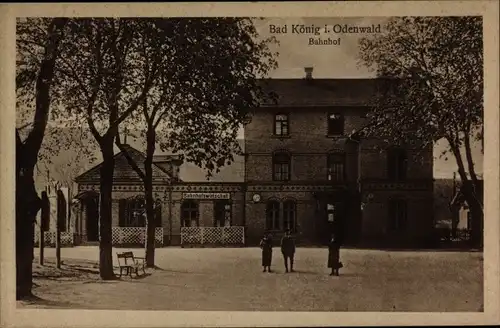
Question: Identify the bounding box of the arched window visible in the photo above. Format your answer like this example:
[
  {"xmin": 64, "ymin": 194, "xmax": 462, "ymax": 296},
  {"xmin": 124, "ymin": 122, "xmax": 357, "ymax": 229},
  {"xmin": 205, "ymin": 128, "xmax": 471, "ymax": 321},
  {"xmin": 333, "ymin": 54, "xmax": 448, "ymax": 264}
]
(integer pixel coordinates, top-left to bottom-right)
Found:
[
  {"xmin": 181, "ymin": 200, "xmax": 199, "ymax": 227},
  {"xmin": 273, "ymin": 151, "xmax": 291, "ymax": 181},
  {"xmin": 283, "ymin": 200, "xmax": 297, "ymax": 232},
  {"xmin": 274, "ymin": 113, "xmax": 289, "ymax": 136},
  {"xmin": 214, "ymin": 200, "xmax": 232, "ymax": 227},
  {"xmin": 266, "ymin": 200, "xmax": 280, "ymax": 231},
  {"xmin": 387, "ymin": 147, "xmax": 408, "ymax": 181}
]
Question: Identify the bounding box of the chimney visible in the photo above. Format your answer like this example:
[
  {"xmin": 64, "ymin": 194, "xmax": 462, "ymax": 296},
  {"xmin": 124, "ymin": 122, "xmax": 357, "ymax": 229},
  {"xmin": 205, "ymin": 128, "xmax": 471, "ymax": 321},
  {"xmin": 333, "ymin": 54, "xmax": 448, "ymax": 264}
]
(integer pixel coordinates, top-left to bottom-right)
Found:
[{"xmin": 304, "ymin": 67, "xmax": 313, "ymax": 79}]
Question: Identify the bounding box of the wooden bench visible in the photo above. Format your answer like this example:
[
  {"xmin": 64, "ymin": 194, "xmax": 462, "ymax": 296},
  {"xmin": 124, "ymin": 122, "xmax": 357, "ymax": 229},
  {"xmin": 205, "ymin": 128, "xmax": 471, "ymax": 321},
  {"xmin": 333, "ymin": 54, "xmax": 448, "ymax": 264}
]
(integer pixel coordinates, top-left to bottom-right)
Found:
[{"xmin": 116, "ymin": 251, "xmax": 146, "ymax": 278}]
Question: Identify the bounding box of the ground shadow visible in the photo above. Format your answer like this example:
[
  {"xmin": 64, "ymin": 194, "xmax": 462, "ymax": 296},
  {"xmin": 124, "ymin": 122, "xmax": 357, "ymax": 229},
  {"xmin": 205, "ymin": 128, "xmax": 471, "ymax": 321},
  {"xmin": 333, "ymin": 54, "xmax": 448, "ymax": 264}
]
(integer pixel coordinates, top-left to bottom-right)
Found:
[
  {"xmin": 116, "ymin": 272, "xmax": 153, "ymax": 281},
  {"xmin": 333, "ymin": 272, "xmax": 359, "ymax": 278},
  {"xmin": 17, "ymin": 294, "xmax": 77, "ymax": 309},
  {"xmin": 132, "ymin": 272, "xmax": 152, "ymax": 280},
  {"xmin": 342, "ymin": 246, "xmax": 482, "ymax": 253},
  {"xmin": 62, "ymin": 266, "xmax": 100, "ymax": 275},
  {"xmin": 288, "ymin": 270, "xmax": 317, "ymax": 275},
  {"xmin": 150, "ymin": 266, "xmax": 202, "ymax": 274}
]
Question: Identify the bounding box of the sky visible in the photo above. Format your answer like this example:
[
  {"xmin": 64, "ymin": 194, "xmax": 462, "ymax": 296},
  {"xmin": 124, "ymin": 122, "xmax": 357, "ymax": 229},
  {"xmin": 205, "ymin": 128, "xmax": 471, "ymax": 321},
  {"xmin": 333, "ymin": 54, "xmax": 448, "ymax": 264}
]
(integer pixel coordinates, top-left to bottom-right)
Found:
[{"xmin": 253, "ymin": 17, "xmax": 388, "ymax": 79}]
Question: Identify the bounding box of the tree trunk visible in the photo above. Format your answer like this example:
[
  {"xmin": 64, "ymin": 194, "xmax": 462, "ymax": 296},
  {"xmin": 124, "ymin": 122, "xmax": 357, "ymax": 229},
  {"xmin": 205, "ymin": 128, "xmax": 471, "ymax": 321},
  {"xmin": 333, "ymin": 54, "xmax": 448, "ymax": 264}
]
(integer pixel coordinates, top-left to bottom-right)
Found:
[
  {"xmin": 460, "ymin": 180, "xmax": 483, "ymax": 248},
  {"xmin": 451, "ymin": 207, "xmax": 458, "ymax": 239},
  {"xmin": 15, "ymin": 18, "xmax": 68, "ymax": 300},
  {"xmin": 55, "ymin": 198, "xmax": 61, "ymax": 269},
  {"xmin": 16, "ymin": 166, "xmax": 41, "ymax": 299},
  {"xmin": 144, "ymin": 127, "xmax": 156, "ymax": 267},
  {"xmin": 144, "ymin": 182, "xmax": 156, "ymax": 267},
  {"xmin": 98, "ymin": 142, "xmax": 117, "ymax": 279},
  {"xmin": 448, "ymin": 140, "xmax": 483, "ymax": 248},
  {"xmin": 39, "ymin": 218, "xmax": 44, "ymax": 265}
]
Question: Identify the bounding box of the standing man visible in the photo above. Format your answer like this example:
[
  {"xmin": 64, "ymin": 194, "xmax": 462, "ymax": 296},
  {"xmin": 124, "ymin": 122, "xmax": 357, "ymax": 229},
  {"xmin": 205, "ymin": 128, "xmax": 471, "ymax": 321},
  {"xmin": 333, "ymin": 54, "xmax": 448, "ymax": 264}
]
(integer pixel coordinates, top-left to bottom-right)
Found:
[{"xmin": 280, "ymin": 229, "xmax": 296, "ymax": 273}]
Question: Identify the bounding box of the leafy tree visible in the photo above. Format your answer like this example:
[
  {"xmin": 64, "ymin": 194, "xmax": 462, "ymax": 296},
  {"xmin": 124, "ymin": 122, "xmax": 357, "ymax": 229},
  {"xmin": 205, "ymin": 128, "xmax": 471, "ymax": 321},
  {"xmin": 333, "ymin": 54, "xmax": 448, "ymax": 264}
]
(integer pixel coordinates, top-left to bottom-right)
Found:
[
  {"xmin": 357, "ymin": 17, "xmax": 483, "ymax": 247},
  {"xmin": 49, "ymin": 18, "xmax": 171, "ymax": 279},
  {"xmin": 16, "ymin": 18, "xmax": 69, "ymax": 299},
  {"xmin": 115, "ymin": 18, "xmax": 278, "ymax": 267}
]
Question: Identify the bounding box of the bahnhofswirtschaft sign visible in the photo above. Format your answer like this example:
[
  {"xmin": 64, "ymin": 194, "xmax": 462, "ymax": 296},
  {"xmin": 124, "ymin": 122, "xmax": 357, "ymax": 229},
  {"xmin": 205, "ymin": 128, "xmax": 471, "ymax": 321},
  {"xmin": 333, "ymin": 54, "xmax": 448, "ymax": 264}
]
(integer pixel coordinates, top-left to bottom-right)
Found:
[{"xmin": 182, "ymin": 192, "xmax": 231, "ymax": 200}]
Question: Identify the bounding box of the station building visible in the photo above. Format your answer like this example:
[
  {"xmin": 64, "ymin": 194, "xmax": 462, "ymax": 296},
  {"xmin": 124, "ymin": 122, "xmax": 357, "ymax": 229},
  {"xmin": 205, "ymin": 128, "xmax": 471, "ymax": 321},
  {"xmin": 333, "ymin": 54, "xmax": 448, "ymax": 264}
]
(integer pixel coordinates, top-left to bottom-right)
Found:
[{"xmin": 71, "ymin": 68, "xmax": 434, "ymax": 248}]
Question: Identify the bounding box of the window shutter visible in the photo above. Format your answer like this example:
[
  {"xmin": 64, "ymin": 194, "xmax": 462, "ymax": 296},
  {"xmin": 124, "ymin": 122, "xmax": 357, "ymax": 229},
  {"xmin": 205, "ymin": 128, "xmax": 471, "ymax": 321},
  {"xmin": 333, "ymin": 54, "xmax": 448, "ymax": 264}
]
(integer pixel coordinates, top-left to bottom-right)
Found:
[{"xmin": 119, "ymin": 199, "xmax": 126, "ymax": 227}]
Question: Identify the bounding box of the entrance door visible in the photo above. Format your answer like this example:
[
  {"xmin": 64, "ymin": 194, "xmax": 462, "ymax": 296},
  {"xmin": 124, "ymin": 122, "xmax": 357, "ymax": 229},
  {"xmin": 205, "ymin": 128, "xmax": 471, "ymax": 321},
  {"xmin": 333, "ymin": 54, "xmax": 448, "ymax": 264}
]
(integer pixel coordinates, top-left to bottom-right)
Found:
[
  {"xmin": 86, "ymin": 196, "xmax": 99, "ymax": 242},
  {"xmin": 214, "ymin": 200, "xmax": 231, "ymax": 227},
  {"xmin": 317, "ymin": 200, "xmax": 347, "ymax": 245}
]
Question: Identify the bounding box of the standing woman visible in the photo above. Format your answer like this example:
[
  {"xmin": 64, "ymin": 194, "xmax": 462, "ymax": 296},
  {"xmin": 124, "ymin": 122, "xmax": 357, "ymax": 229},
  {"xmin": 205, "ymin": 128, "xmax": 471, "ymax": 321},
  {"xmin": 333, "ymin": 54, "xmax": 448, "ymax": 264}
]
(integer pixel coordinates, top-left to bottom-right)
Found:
[
  {"xmin": 260, "ymin": 233, "xmax": 273, "ymax": 272},
  {"xmin": 327, "ymin": 234, "xmax": 343, "ymax": 276}
]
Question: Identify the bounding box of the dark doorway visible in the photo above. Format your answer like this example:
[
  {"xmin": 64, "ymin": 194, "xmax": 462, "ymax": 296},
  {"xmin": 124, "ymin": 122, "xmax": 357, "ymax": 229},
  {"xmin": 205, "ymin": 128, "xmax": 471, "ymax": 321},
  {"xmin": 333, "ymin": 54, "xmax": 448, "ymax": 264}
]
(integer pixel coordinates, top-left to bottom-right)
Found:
[
  {"xmin": 325, "ymin": 202, "xmax": 347, "ymax": 244},
  {"xmin": 315, "ymin": 191, "xmax": 349, "ymax": 245},
  {"xmin": 56, "ymin": 189, "xmax": 67, "ymax": 232},
  {"xmin": 214, "ymin": 200, "xmax": 232, "ymax": 227},
  {"xmin": 86, "ymin": 196, "xmax": 99, "ymax": 242}
]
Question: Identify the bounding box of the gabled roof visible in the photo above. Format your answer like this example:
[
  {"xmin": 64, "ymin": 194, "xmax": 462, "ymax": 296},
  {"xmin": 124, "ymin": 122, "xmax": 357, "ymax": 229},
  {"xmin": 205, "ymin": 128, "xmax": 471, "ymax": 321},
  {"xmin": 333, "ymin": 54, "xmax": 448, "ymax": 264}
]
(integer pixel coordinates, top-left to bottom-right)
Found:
[
  {"xmin": 74, "ymin": 144, "xmax": 172, "ymax": 184},
  {"xmin": 257, "ymin": 78, "xmax": 383, "ymax": 108}
]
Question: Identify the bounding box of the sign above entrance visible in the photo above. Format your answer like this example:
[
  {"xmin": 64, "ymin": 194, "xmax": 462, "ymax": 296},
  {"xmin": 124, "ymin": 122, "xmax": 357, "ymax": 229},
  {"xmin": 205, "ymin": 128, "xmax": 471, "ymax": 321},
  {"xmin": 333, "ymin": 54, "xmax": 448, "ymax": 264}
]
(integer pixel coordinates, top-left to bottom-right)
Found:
[{"xmin": 182, "ymin": 192, "xmax": 231, "ymax": 200}]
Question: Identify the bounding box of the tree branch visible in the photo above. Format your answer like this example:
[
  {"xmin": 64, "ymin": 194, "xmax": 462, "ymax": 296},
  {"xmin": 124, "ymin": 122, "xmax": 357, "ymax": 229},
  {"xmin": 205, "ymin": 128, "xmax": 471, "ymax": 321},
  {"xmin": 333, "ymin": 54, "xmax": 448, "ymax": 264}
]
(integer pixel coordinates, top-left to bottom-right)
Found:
[
  {"xmin": 115, "ymin": 131, "xmax": 146, "ymax": 182},
  {"xmin": 81, "ymin": 21, "xmax": 107, "ymax": 144},
  {"xmin": 464, "ymin": 121, "xmax": 480, "ymax": 188},
  {"xmin": 23, "ymin": 18, "xmax": 68, "ymax": 169}
]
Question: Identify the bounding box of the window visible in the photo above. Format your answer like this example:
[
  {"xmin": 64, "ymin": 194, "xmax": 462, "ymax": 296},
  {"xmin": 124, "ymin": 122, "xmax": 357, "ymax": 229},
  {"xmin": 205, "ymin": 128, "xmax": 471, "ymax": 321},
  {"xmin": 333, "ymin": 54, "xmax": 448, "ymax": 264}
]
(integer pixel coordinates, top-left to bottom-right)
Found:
[
  {"xmin": 274, "ymin": 113, "xmax": 289, "ymax": 136},
  {"xmin": 327, "ymin": 153, "xmax": 345, "ymax": 182},
  {"xmin": 273, "ymin": 151, "xmax": 291, "ymax": 181},
  {"xmin": 266, "ymin": 200, "xmax": 280, "ymax": 230},
  {"xmin": 214, "ymin": 200, "xmax": 232, "ymax": 227},
  {"xmin": 283, "ymin": 200, "xmax": 297, "ymax": 232},
  {"xmin": 388, "ymin": 199, "xmax": 407, "ymax": 231},
  {"xmin": 327, "ymin": 113, "xmax": 344, "ymax": 135},
  {"xmin": 181, "ymin": 200, "xmax": 199, "ymax": 227},
  {"xmin": 326, "ymin": 203, "xmax": 335, "ymax": 223},
  {"xmin": 125, "ymin": 198, "xmax": 146, "ymax": 227},
  {"xmin": 387, "ymin": 147, "xmax": 408, "ymax": 181}
]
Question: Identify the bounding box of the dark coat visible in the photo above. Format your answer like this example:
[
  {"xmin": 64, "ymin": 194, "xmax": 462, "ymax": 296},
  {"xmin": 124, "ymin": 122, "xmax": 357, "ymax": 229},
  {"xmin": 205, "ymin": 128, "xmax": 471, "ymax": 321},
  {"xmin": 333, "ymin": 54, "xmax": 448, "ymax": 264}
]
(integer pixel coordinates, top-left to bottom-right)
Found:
[
  {"xmin": 280, "ymin": 235, "xmax": 296, "ymax": 256},
  {"xmin": 260, "ymin": 237, "xmax": 273, "ymax": 266},
  {"xmin": 327, "ymin": 239, "xmax": 342, "ymax": 269}
]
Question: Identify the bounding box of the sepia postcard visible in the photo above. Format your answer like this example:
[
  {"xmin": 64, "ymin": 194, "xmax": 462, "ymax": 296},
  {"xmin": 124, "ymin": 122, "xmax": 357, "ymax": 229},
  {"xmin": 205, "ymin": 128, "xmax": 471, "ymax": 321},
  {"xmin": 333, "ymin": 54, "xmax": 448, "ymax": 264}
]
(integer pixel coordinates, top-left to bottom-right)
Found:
[{"xmin": 1, "ymin": 1, "xmax": 499, "ymax": 327}]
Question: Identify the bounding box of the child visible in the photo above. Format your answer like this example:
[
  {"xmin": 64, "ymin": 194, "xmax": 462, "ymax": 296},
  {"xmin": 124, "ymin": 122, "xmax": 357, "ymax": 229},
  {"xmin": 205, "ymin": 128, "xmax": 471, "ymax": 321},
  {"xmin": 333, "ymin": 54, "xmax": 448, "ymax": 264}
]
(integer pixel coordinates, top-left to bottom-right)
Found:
[
  {"xmin": 327, "ymin": 234, "xmax": 343, "ymax": 276},
  {"xmin": 259, "ymin": 233, "xmax": 273, "ymax": 272}
]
